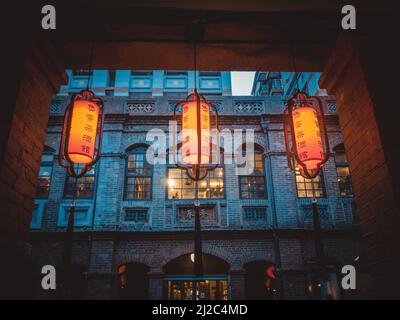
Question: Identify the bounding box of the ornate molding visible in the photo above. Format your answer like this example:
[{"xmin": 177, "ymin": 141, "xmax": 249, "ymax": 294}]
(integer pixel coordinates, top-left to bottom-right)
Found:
[
  {"xmin": 234, "ymin": 100, "xmax": 264, "ymax": 113},
  {"xmin": 125, "ymin": 101, "xmax": 155, "ymax": 114}
]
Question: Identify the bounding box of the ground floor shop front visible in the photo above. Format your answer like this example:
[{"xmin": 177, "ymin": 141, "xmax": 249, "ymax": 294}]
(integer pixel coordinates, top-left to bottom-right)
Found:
[{"xmin": 29, "ymin": 230, "xmax": 366, "ymax": 299}]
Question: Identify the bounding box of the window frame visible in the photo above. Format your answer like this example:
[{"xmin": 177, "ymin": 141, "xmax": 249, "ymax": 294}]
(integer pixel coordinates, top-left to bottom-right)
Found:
[
  {"xmin": 63, "ymin": 167, "xmax": 96, "ymax": 199},
  {"xmin": 124, "ymin": 146, "xmax": 153, "ymax": 201},
  {"xmin": 35, "ymin": 151, "xmax": 54, "ymax": 199},
  {"xmin": 238, "ymin": 148, "xmax": 268, "ymax": 200},
  {"xmin": 164, "ymin": 71, "xmax": 188, "ymax": 92},
  {"xmin": 334, "ymin": 149, "xmax": 353, "ymax": 197},
  {"xmin": 166, "ymin": 166, "xmax": 225, "ymax": 200},
  {"xmin": 242, "ymin": 206, "xmax": 268, "ymax": 222},
  {"xmin": 124, "ymin": 207, "xmax": 149, "ymax": 223},
  {"xmin": 57, "ymin": 202, "xmax": 94, "ymax": 227},
  {"xmin": 294, "ymin": 170, "xmax": 326, "ymax": 199}
]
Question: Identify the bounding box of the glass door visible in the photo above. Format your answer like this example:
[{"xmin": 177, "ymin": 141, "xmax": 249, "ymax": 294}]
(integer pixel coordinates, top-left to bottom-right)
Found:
[{"xmin": 166, "ymin": 278, "xmax": 229, "ymax": 300}]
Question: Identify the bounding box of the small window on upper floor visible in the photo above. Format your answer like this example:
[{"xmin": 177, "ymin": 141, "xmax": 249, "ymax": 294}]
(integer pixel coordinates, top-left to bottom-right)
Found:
[
  {"xmin": 243, "ymin": 207, "xmax": 267, "ymax": 222},
  {"xmin": 35, "ymin": 147, "xmax": 55, "ymax": 198},
  {"xmin": 124, "ymin": 208, "xmax": 149, "ymax": 222},
  {"xmin": 164, "ymin": 71, "xmax": 188, "ymax": 92},
  {"xmin": 334, "ymin": 144, "xmax": 353, "ymax": 197},
  {"xmin": 199, "ymin": 71, "xmax": 221, "ymax": 92},
  {"xmin": 69, "ymin": 69, "xmax": 93, "ymax": 92},
  {"xmin": 130, "ymin": 71, "xmax": 153, "ymax": 92}
]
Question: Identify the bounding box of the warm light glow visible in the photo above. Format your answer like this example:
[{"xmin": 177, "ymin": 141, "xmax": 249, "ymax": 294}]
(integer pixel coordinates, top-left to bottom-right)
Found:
[
  {"xmin": 181, "ymin": 100, "xmax": 210, "ymax": 165},
  {"xmin": 67, "ymin": 100, "xmax": 100, "ymax": 164},
  {"xmin": 118, "ymin": 265, "xmax": 126, "ymax": 274},
  {"xmin": 190, "ymin": 253, "xmax": 195, "ymax": 263},
  {"xmin": 292, "ymin": 106, "xmax": 324, "ymax": 175},
  {"xmin": 168, "ymin": 179, "xmax": 175, "ymax": 188}
]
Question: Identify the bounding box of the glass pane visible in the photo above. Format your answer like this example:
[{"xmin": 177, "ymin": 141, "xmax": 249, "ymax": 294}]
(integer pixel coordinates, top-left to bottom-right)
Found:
[
  {"xmin": 38, "ymin": 166, "xmax": 52, "ymax": 177},
  {"xmin": 41, "ymin": 154, "xmax": 54, "ymax": 163},
  {"xmin": 334, "ymin": 152, "xmax": 347, "ymax": 163}
]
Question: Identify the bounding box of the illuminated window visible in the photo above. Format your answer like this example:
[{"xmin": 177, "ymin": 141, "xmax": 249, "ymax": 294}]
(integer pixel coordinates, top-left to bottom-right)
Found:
[
  {"xmin": 64, "ymin": 167, "xmax": 95, "ymax": 198},
  {"xmin": 295, "ymin": 171, "xmax": 325, "ymax": 198},
  {"xmin": 239, "ymin": 148, "xmax": 267, "ymax": 199},
  {"xmin": 167, "ymin": 168, "xmax": 224, "ymax": 199},
  {"xmin": 334, "ymin": 144, "xmax": 353, "ymax": 197},
  {"xmin": 125, "ymin": 146, "xmax": 152, "ymax": 200},
  {"xmin": 36, "ymin": 149, "xmax": 54, "ymax": 198}
]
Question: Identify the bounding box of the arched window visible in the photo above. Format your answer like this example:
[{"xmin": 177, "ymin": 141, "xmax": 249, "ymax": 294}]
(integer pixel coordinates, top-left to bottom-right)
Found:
[
  {"xmin": 125, "ymin": 146, "xmax": 152, "ymax": 200},
  {"xmin": 239, "ymin": 146, "xmax": 267, "ymax": 199},
  {"xmin": 36, "ymin": 146, "xmax": 55, "ymax": 198}
]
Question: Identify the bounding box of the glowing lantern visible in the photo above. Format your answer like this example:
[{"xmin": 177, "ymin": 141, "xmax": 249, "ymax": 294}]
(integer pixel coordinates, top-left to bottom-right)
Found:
[
  {"xmin": 59, "ymin": 89, "xmax": 104, "ymax": 177},
  {"xmin": 283, "ymin": 91, "xmax": 329, "ymax": 179},
  {"xmin": 181, "ymin": 93, "xmax": 210, "ymax": 165},
  {"xmin": 173, "ymin": 90, "xmax": 219, "ymax": 181}
]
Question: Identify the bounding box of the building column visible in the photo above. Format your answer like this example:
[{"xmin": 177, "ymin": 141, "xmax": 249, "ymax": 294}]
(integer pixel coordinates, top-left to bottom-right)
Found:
[
  {"xmin": 188, "ymin": 71, "xmax": 196, "ymax": 94},
  {"xmin": 229, "ymin": 270, "xmax": 246, "ymax": 299},
  {"xmin": 114, "ymin": 70, "xmax": 130, "ymax": 96},
  {"xmin": 148, "ymin": 268, "xmax": 165, "ymax": 299},
  {"xmin": 1, "ymin": 33, "xmax": 66, "ymax": 298},
  {"xmin": 152, "ymin": 70, "xmax": 164, "ymax": 96},
  {"xmin": 86, "ymin": 238, "xmax": 115, "ymax": 299},
  {"xmin": 91, "ymin": 70, "xmax": 109, "ymax": 96},
  {"xmin": 320, "ymin": 32, "xmax": 400, "ymax": 298},
  {"xmin": 221, "ymin": 72, "xmax": 232, "ymax": 96}
]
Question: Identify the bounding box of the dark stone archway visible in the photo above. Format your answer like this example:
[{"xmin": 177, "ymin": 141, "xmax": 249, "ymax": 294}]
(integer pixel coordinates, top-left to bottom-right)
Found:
[{"xmin": 2, "ymin": 2, "xmax": 400, "ymax": 298}]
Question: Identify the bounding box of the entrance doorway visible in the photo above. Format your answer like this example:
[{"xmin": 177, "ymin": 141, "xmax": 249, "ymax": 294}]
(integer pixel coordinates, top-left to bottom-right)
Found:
[
  {"xmin": 117, "ymin": 263, "xmax": 149, "ymax": 299},
  {"xmin": 166, "ymin": 278, "xmax": 229, "ymax": 300},
  {"xmin": 163, "ymin": 253, "xmax": 230, "ymax": 300},
  {"xmin": 244, "ymin": 261, "xmax": 277, "ymax": 299}
]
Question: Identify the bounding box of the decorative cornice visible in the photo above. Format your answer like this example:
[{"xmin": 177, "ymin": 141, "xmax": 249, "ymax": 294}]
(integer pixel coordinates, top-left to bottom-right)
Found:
[{"xmin": 30, "ymin": 228, "xmax": 361, "ymax": 242}]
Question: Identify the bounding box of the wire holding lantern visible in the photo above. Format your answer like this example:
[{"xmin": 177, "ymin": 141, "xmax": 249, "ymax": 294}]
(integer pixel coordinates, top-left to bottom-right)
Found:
[
  {"xmin": 57, "ymin": 43, "xmax": 104, "ymax": 298},
  {"xmin": 283, "ymin": 89, "xmax": 331, "ymax": 298},
  {"xmin": 170, "ymin": 40, "xmax": 221, "ymax": 283}
]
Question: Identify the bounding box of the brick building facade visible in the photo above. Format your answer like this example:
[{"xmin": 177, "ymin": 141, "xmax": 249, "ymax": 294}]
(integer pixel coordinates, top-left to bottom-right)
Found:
[{"xmin": 29, "ymin": 70, "xmax": 362, "ymax": 299}]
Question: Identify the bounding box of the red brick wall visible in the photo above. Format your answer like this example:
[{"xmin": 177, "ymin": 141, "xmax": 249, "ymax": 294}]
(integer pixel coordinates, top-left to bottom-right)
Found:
[
  {"xmin": 320, "ymin": 33, "xmax": 400, "ymax": 298},
  {"xmin": 0, "ymin": 34, "xmax": 65, "ymax": 297}
]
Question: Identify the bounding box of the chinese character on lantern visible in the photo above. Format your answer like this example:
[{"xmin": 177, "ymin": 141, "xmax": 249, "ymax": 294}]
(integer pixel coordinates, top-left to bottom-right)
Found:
[
  {"xmin": 59, "ymin": 89, "xmax": 104, "ymax": 177},
  {"xmin": 283, "ymin": 91, "xmax": 329, "ymax": 179},
  {"xmin": 172, "ymin": 89, "xmax": 219, "ymax": 181}
]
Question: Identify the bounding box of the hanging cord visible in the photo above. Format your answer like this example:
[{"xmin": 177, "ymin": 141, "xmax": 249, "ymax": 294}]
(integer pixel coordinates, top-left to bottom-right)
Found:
[
  {"xmin": 86, "ymin": 41, "xmax": 95, "ymax": 91},
  {"xmin": 193, "ymin": 42, "xmax": 197, "ymax": 91},
  {"xmin": 72, "ymin": 174, "xmax": 79, "ymax": 207},
  {"xmin": 291, "ymin": 44, "xmax": 300, "ymax": 93}
]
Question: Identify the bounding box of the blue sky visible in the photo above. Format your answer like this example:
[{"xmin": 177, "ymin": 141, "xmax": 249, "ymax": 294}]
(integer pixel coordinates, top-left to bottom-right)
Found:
[{"xmin": 231, "ymin": 71, "xmax": 255, "ymax": 96}]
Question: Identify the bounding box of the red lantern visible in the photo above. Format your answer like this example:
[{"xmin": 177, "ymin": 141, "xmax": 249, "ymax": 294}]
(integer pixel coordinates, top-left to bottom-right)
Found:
[
  {"xmin": 173, "ymin": 90, "xmax": 219, "ymax": 181},
  {"xmin": 283, "ymin": 91, "xmax": 329, "ymax": 179},
  {"xmin": 59, "ymin": 89, "xmax": 104, "ymax": 177}
]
